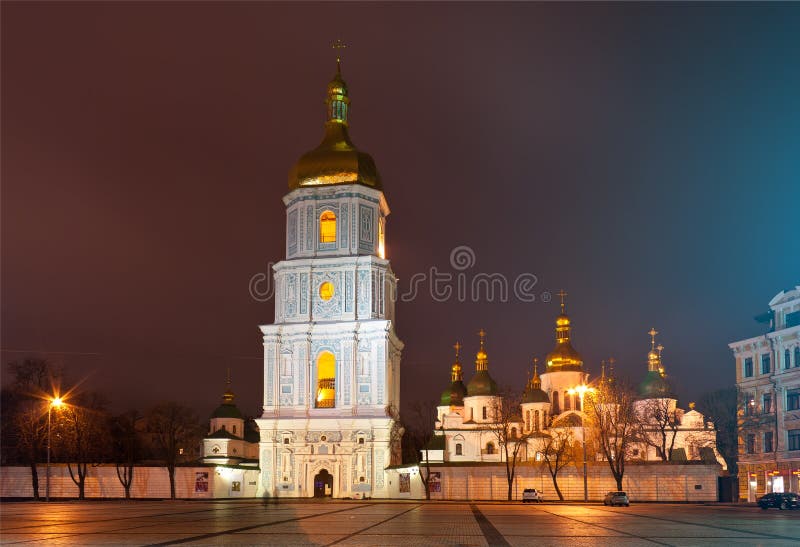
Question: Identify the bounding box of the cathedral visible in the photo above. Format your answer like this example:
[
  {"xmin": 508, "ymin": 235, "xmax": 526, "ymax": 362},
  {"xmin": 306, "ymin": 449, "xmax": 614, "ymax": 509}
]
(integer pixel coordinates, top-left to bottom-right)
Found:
[
  {"xmin": 253, "ymin": 56, "xmax": 403, "ymax": 499},
  {"xmin": 430, "ymin": 298, "xmax": 726, "ymax": 470}
]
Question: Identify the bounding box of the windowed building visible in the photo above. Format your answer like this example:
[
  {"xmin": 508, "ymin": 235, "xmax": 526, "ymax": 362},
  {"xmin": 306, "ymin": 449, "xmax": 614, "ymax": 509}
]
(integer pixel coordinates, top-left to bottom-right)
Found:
[
  {"xmin": 254, "ymin": 59, "xmax": 403, "ymax": 499},
  {"xmin": 730, "ymin": 285, "xmax": 800, "ymax": 501}
]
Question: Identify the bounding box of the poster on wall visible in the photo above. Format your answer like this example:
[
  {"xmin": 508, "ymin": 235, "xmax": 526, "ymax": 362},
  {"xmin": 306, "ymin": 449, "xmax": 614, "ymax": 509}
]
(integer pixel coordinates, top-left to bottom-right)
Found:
[
  {"xmin": 195, "ymin": 472, "xmax": 209, "ymax": 493},
  {"xmin": 428, "ymin": 472, "xmax": 441, "ymax": 493},
  {"xmin": 399, "ymin": 473, "xmax": 410, "ymax": 493}
]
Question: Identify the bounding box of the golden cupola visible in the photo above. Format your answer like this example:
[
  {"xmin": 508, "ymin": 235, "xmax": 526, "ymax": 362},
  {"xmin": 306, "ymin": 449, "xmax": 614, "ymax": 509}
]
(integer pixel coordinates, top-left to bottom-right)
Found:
[
  {"xmin": 639, "ymin": 328, "xmax": 673, "ymax": 398},
  {"xmin": 523, "ymin": 358, "xmax": 550, "ymax": 404},
  {"xmin": 440, "ymin": 342, "xmax": 468, "ymax": 406},
  {"xmin": 466, "ymin": 329, "xmax": 499, "ymax": 396},
  {"xmin": 288, "ymin": 53, "xmax": 382, "ymax": 191},
  {"xmin": 544, "ymin": 290, "xmax": 584, "ymax": 372}
]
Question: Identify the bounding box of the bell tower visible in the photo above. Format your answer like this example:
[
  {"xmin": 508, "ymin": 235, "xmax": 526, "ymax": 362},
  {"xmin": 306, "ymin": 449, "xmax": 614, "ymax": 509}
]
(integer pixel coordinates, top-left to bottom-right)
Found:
[{"xmin": 256, "ymin": 47, "xmax": 403, "ymax": 499}]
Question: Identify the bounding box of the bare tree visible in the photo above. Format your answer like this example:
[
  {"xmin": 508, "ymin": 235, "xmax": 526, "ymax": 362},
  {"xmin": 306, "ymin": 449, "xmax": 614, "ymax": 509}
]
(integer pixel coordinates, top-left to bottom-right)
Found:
[
  {"xmin": 147, "ymin": 402, "xmax": 203, "ymax": 499},
  {"xmin": 54, "ymin": 392, "xmax": 110, "ymax": 499},
  {"xmin": 699, "ymin": 387, "xmax": 738, "ymax": 475},
  {"xmin": 637, "ymin": 397, "xmax": 680, "ymax": 461},
  {"xmin": 110, "ymin": 411, "xmax": 142, "ymax": 499},
  {"xmin": 1, "ymin": 359, "xmax": 61, "ymax": 499},
  {"xmin": 538, "ymin": 424, "xmax": 576, "ymax": 501},
  {"xmin": 401, "ymin": 400, "xmax": 437, "ymax": 500},
  {"xmin": 485, "ymin": 391, "xmax": 531, "ymax": 501},
  {"xmin": 586, "ymin": 379, "xmax": 640, "ymax": 491}
]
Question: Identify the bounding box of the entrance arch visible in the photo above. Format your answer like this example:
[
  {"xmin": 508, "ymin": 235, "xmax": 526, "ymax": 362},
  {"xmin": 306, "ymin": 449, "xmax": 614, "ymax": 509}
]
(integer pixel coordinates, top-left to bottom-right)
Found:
[{"xmin": 313, "ymin": 469, "xmax": 333, "ymax": 498}]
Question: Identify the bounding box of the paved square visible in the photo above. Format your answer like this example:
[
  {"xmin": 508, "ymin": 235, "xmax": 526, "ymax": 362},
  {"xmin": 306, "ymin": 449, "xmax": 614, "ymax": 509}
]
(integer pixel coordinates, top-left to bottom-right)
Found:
[{"xmin": 1, "ymin": 500, "xmax": 798, "ymax": 546}]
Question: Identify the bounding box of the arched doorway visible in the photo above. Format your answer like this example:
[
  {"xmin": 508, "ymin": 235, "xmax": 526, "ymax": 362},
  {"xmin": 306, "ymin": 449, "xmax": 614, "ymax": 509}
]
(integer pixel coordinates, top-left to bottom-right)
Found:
[{"xmin": 314, "ymin": 469, "xmax": 333, "ymax": 498}]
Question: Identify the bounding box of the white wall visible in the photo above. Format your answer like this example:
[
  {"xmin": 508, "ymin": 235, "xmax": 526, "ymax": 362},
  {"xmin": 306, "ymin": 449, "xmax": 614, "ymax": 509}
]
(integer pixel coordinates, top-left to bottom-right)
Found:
[{"xmin": 0, "ymin": 465, "xmax": 259, "ymax": 499}]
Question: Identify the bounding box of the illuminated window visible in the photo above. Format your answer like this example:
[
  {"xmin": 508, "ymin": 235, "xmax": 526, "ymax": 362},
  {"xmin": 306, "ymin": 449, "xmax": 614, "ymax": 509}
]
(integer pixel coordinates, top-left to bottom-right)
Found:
[
  {"xmin": 319, "ymin": 281, "xmax": 334, "ymax": 301},
  {"xmin": 315, "ymin": 352, "xmax": 336, "ymax": 408},
  {"xmin": 320, "ymin": 211, "xmax": 336, "ymax": 243}
]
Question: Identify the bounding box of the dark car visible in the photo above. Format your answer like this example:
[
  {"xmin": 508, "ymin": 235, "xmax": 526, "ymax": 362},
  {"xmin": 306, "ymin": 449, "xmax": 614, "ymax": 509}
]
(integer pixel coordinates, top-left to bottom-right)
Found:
[
  {"xmin": 603, "ymin": 491, "xmax": 630, "ymax": 507},
  {"xmin": 757, "ymin": 492, "xmax": 799, "ymax": 510}
]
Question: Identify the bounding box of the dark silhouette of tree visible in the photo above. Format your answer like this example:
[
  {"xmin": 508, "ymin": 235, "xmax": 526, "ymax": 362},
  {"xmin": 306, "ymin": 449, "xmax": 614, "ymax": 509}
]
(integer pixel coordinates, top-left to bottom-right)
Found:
[
  {"xmin": 539, "ymin": 424, "xmax": 576, "ymax": 501},
  {"xmin": 53, "ymin": 392, "xmax": 110, "ymax": 499},
  {"xmin": 110, "ymin": 410, "xmax": 143, "ymax": 499},
  {"xmin": 401, "ymin": 400, "xmax": 437, "ymax": 500},
  {"xmin": 1, "ymin": 359, "xmax": 61, "ymax": 499},
  {"xmin": 637, "ymin": 397, "xmax": 681, "ymax": 461},
  {"xmin": 586, "ymin": 379, "xmax": 640, "ymax": 491},
  {"xmin": 147, "ymin": 402, "xmax": 203, "ymax": 499},
  {"xmin": 699, "ymin": 387, "xmax": 738, "ymax": 475},
  {"xmin": 485, "ymin": 390, "xmax": 532, "ymax": 501}
]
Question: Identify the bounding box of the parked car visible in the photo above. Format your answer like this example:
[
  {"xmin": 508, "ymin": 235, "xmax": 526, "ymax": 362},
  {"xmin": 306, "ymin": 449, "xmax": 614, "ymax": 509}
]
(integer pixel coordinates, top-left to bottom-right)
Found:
[
  {"xmin": 603, "ymin": 491, "xmax": 630, "ymax": 506},
  {"xmin": 757, "ymin": 492, "xmax": 799, "ymax": 510},
  {"xmin": 522, "ymin": 488, "xmax": 543, "ymax": 503}
]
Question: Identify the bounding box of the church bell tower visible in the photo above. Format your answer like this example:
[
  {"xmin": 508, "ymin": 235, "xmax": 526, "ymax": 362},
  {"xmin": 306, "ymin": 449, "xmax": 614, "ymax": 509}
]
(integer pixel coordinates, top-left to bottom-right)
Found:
[{"xmin": 255, "ymin": 48, "xmax": 403, "ymax": 499}]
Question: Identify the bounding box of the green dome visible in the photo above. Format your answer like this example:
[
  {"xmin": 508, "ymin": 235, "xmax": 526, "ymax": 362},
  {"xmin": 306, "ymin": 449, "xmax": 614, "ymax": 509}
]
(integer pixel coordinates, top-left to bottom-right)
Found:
[
  {"xmin": 638, "ymin": 371, "xmax": 674, "ymax": 399},
  {"xmin": 211, "ymin": 402, "xmax": 243, "ymax": 420},
  {"xmin": 441, "ymin": 381, "xmax": 467, "ymax": 406},
  {"xmin": 522, "ymin": 387, "xmax": 550, "ymax": 404},
  {"xmin": 467, "ymin": 370, "xmax": 498, "ymax": 396}
]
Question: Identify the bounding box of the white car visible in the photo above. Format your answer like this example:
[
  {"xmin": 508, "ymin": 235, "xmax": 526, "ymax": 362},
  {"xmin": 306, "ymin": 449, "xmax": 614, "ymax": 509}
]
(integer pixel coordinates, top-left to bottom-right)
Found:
[{"xmin": 522, "ymin": 488, "xmax": 543, "ymax": 503}]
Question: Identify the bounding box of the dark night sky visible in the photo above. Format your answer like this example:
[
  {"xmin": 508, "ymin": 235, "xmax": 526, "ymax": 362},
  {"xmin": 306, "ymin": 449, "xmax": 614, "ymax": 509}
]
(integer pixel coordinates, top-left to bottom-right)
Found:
[{"xmin": 2, "ymin": 3, "xmax": 799, "ymax": 420}]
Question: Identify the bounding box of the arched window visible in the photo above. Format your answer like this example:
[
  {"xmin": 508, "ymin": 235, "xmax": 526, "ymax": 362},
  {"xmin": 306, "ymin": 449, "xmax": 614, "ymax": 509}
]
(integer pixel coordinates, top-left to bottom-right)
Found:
[
  {"xmin": 564, "ymin": 393, "xmax": 571, "ymax": 411},
  {"xmin": 320, "ymin": 211, "xmax": 336, "ymax": 243},
  {"xmin": 485, "ymin": 442, "xmax": 495, "ymax": 455},
  {"xmin": 525, "ymin": 410, "xmax": 531, "ymax": 431},
  {"xmin": 795, "ymin": 347, "xmax": 800, "ymax": 367},
  {"xmin": 574, "ymin": 394, "xmax": 581, "ymax": 412},
  {"xmin": 482, "ymin": 406, "xmax": 487, "ymax": 420},
  {"xmin": 283, "ymin": 437, "xmax": 290, "ymax": 445},
  {"xmin": 455, "ymin": 443, "xmax": 463, "ymax": 456},
  {"xmin": 552, "ymin": 392, "xmax": 560, "ymax": 414},
  {"xmin": 511, "ymin": 427, "xmax": 518, "ymax": 439},
  {"xmin": 534, "ymin": 410, "xmax": 540, "ymax": 431},
  {"xmin": 315, "ymin": 351, "xmax": 336, "ymax": 408},
  {"xmin": 786, "ymin": 349, "xmax": 792, "ymax": 369},
  {"xmin": 221, "ymin": 425, "xmax": 226, "ymax": 431},
  {"xmin": 233, "ymin": 425, "xmax": 237, "ymax": 435}
]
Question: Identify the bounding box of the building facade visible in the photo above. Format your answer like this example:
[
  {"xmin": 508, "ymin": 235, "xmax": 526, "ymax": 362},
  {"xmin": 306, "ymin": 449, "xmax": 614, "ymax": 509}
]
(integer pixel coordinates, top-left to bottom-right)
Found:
[
  {"xmin": 730, "ymin": 285, "xmax": 800, "ymax": 501},
  {"xmin": 254, "ymin": 59, "xmax": 403, "ymax": 499}
]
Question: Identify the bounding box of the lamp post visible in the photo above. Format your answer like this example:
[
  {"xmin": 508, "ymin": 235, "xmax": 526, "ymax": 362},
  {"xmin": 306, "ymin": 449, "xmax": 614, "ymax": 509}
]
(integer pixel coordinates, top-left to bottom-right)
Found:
[
  {"xmin": 568, "ymin": 385, "xmax": 594, "ymax": 502},
  {"xmin": 46, "ymin": 397, "xmax": 63, "ymax": 502}
]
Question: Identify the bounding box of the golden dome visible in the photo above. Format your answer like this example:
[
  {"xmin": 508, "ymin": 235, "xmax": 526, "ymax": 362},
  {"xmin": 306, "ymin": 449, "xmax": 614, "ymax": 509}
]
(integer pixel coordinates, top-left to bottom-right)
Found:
[
  {"xmin": 288, "ymin": 64, "xmax": 382, "ymax": 191},
  {"xmin": 545, "ymin": 291, "xmax": 583, "ymax": 371}
]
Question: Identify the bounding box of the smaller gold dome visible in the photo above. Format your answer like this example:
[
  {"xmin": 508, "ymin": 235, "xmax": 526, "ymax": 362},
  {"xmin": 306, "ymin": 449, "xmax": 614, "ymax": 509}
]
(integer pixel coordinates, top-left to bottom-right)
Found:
[{"xmin": 556, "ymin": 314, "xmax": 570, "ymax": 327}]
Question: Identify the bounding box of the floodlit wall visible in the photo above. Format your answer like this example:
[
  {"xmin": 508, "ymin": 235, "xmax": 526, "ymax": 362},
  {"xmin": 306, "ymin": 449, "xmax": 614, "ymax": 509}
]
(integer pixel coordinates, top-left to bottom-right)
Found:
[
  {"xmin": 388, "ymin": 463, "xmax": 721, "ymax": 502},
  {"xmin": 0, "ymin": 465, "xmax": 260, "ymax": 499}
]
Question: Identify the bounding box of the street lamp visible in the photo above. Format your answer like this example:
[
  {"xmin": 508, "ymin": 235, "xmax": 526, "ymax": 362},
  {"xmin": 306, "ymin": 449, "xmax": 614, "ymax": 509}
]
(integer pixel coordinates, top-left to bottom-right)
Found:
[
  {"xmin": 567, "ymin": 385, "xmax": 594, "ymax": 502},
  {"xmin": 46, "ymin": 397, "xmax": 64, "ymax": 502}
]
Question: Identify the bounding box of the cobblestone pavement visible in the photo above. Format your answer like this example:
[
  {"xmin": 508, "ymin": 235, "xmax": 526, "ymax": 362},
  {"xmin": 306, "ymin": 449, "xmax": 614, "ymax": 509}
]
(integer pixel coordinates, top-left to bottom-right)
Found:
[{"xmin": 1, "ymin": 500, "xmax": 799, "ymax": 546}]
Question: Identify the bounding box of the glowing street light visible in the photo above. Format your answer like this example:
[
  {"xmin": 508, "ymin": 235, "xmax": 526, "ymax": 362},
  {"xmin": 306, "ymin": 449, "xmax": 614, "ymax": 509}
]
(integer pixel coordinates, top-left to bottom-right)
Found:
[
  {"xmin": 46, "ymin": 396, "xmax": 64, "ymax": 502},
  {"xmin": 567, "ymin": 384, "xmax": 595, "ymax": 502}
]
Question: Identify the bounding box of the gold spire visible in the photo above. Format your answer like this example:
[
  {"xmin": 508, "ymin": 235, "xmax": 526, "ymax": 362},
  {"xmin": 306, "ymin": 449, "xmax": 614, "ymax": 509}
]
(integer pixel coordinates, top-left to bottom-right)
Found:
[
  {"xmin": 647, "ymin": 328, "xmax": 663, "ymax": 374},
  {"xmin": 557, "ymin": 289, "xmax": 568, "ymax": 314},
  {"xmin": 451, "ymin": 341, "xmax": 463, "ymax": 382},
  {"xmin": 332, "ymin": 38, "xmax": 346, "ymax": 75},
  {"xmin": 222, "ymin": 368, "xmax": 235, "ymax": 404},
  {"xmin": 530, "ymin": 358, "xmax": 541, "ymax": 389},
  {"xmin": 475, "ymin": 329, "xmax": 488, "ymax": 371}
]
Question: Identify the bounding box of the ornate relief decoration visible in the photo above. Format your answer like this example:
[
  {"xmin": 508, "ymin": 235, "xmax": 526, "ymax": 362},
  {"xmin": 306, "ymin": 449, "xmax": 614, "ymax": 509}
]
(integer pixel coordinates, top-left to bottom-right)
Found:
[
  {"xmin": 359, "ymin": 204, "xmax": 374, "ymax": 252},
  {"xmin": 357, "ymin": 270, "xmax": 370, "ymax": 316},
  {"xmin": 340, "ymin": 203, "xmax": 348, "ymax": 248},
  {"xmin": 345, "ymin": 271, "xmax": 354, "ymax": 313},
  {"xmin": 313, "ymin": 271, "xmax": 342, "ymax": 318},
  {"xmin": 288, "ymin": 209, "xmax": 298, "ymax": 255},
  {"xmin": 284, "ymin": 273, "xmax": 297, "ymax": 317},
  {"xmin": 305, "ymin": 205, "xmax": 314, "ymax": 251},
  {"xmin": 299, "ymin": 273, "xmax": 308, "ymax": 314},
  {"xmin": 375, "ymin": 450, "xmax": 385, "ymax": 488}
]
